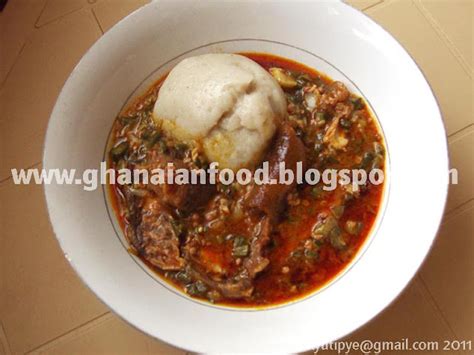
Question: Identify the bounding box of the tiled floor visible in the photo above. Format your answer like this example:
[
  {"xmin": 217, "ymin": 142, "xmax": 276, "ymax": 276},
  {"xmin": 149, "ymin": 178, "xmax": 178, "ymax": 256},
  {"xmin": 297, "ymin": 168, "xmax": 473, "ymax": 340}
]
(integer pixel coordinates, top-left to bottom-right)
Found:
[{"xmin": 0, "ymin": 0, "xmax": 472, "ymax": 354}]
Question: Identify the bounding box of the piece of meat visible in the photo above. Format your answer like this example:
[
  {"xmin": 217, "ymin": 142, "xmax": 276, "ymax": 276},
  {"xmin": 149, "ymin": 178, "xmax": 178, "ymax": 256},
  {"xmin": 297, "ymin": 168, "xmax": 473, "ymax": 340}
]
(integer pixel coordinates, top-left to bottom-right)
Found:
[
  {"xmin": 319, "ymin": 81, "xmax": 350, "ymax": 109},
  {"xmin": 334, "ymin": 102, "xmax": 352, "ymax": 119},
  {"xmin": 324, "ymin": 116, "xmax": 348, "ymax": 150},
  {"xmin": 244, "ymin": 216, "xmax": 271, "ymax": 278},
  {"xmin": 323, "ymin": 101, "xmax": 353, "ymax": 151},
  {"xmin": 245, "ymin": 123, "xmax": 307, "ymax": 221},
  {"xmin": 161, "ymin": 179, "xmax": 215, "ymax": 211},
  {"xmin": 145, "ymin": 152, "xmax": 215, "ymax": 211},
  {"xmin": 184, "ymin": 236, "xmax": 231, "ymax": 279},
  {"xmin": 187, "ymin": 266, "xmax": 254, "ymax": 299},
  {"xmin": 183, "ymin": 219, "xmax": 267, "ymax": 299},
  {"xmin": 135, "ymin": 198, "xmax": 185, "ymax": 270},
  {"xmin": 215, "ymin": 277, "xmax": 254, "ymax": 299},
  {"xmin": 233, "ymin": 123, "xmax": 307, "ymax": 282},
  {"xmin": 120, "ymin": 185, "xmax": 143, "ymax": 249}
]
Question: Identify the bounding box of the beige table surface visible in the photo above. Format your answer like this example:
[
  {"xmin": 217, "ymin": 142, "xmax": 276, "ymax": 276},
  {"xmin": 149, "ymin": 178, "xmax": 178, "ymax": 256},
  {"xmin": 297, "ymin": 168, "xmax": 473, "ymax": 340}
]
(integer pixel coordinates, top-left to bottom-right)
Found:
[{"xmin": 0, "ymin": 0, "xmax": 472, "ymax": 354}]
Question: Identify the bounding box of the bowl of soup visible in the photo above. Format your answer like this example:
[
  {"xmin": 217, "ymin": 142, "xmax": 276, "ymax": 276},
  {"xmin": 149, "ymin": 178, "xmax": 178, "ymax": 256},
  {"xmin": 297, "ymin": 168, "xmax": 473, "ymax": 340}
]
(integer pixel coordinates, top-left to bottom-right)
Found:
[{"xmin": 43, "ymin": 1, "xmax": 448, "ymax": 353}]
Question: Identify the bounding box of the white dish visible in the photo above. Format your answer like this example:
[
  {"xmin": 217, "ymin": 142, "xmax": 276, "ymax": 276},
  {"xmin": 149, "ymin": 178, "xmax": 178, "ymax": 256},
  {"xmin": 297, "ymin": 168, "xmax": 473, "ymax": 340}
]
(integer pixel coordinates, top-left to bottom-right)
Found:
[{"xmin": 43, "ymin": 1, "xmax": 448, "ymax": 353}]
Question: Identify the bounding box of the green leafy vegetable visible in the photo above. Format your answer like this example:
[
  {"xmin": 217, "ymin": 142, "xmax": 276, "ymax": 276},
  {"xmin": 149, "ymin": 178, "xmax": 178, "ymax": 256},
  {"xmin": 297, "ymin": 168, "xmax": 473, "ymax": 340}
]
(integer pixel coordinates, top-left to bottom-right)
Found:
[
  {"xmin": 175, "ymin": 271, "xmax": 191, "ymax": 284},
  {"xmin": 345, "ymin": 220, "xmax": 363, "ymax": 235},
  {"xmin": 331, "ymin": 205, "xmax": 345, "ymax": 219},
  {"xmin": 329, "ymin": 226, "xmax": 346, "ymax": 250},
  {"xmin": 185, "ymin": 280, "xmax": 207, "ymax": 296},
  {"xmin": 350, "ymin": 97, "xmax": 365, "ymax": 110},
  {"xmin": 110, "ymin": 142, "xmax": 129, "ymax": 161},
  {"xmin": 232, "ymin": 235, "xmax": 249, "ymax": 257}
]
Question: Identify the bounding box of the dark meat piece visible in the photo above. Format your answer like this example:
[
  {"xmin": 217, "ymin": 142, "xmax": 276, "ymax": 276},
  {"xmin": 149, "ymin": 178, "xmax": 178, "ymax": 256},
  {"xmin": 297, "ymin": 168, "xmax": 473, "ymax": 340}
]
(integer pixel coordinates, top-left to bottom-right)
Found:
[
  {"xmin": 160, "ymin": 180, "xmax": 215, "ymax": 212},
  {"xmin": 212, "ymin": 276, "xmax": 254, "ymax": 299},
  {"xmin": 121, "ymin": 186, "xmax": 143, "ymax": 249},
  {"xmin": 245, "ymin": 123, "xmax": 307, "ymax": 221},
  {"xmin": 230, "ymin": 123, "xmax": 307, "ymax": 284},
  {"xmin": 244, "ymin": 216, "xmax": 271, "ymax": 278},
  {"xmin": 145, "ymin": 152, "xmax": 215, "ymax": 212},
  {"xmin": 183, "ymin": 218, "xmax": 270, "ymax": 299},
  {"xmin": 187, "ymin": 266, "xmax": 254, "ymax": 299},
  {"xmin": 135, "ymin": 198, "xmax": 185, "ymax": 270}
]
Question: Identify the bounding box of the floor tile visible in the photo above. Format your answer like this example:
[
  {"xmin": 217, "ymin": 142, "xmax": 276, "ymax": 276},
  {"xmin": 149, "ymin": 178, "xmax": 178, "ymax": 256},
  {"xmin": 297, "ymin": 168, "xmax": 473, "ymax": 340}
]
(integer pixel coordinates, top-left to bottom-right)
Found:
[
  {"xmin": 31, "ymin": 313, "xmax": 184, "ymax": 355},
  {"xmin": 446, "ymin": 126, "xmax": 474, "ymax": 212},
  {"xmin": 418, "ymin": 0, "xmax": 473, "ymax": 70},
  {"xmin": 36, "ymin": 0, "xmax": 87, "ymax": 27},
  {"xmin": 0, "ymin": 170, "xmax": 107, "ymax": 354},
  {"xmin": 0, "ymin": 0, "xmax": 47, "ymax": 85},
  {"xmin": 0, "ymin": 322, "xmax": 10, "ymax": 355},
  {"xmin": 306, "ymin": 278, "xmax": 454, "ymax": 354},
  {"xmin": 366, "ymin": 0, "xmax": 473, "ymax": 136},
  {"xmin": 344, "ymin": 278, "xmax": 454, "ymax": 350},
  {"xmin": 345, "ymin": 0, "xmax": 382, "ymax": 11},
  {"xmin": 0, "ymin": 8, "xmax": 102, "ymax": 181},
  {"xmin": 92, "ymin": 0, "xmax": 149, "ymax": 32},
  {"xmin": 420, "ymin": 201, "xmax": 474, "ymax": 340},
  {"xmin": 31, "ymin": 313, "xmax": 153, "ymax": 355}
]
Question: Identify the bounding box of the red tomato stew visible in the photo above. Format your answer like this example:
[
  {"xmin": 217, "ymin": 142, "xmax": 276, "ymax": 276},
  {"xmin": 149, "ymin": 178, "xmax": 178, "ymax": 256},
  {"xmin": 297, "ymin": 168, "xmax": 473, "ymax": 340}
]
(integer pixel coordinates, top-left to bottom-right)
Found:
[{"xmin": 107, "ymin": 53, "xmax": 386, "ymax": 307}]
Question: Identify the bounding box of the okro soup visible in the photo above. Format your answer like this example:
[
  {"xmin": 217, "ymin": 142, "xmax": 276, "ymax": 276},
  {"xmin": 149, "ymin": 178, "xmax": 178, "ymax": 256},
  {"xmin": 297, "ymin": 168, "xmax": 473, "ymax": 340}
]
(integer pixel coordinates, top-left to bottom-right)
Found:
[{"xmin": 107, "ymin": 53, "xmax": 386, "ymax": 307}]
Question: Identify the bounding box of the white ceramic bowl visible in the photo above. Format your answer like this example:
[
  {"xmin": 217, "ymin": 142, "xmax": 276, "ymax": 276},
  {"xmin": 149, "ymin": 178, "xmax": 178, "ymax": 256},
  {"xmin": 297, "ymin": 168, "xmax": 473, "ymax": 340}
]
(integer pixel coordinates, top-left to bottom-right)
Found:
[{"xmin": 43, "ymin": 1, "xmax": 449, "ymax": 353}]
